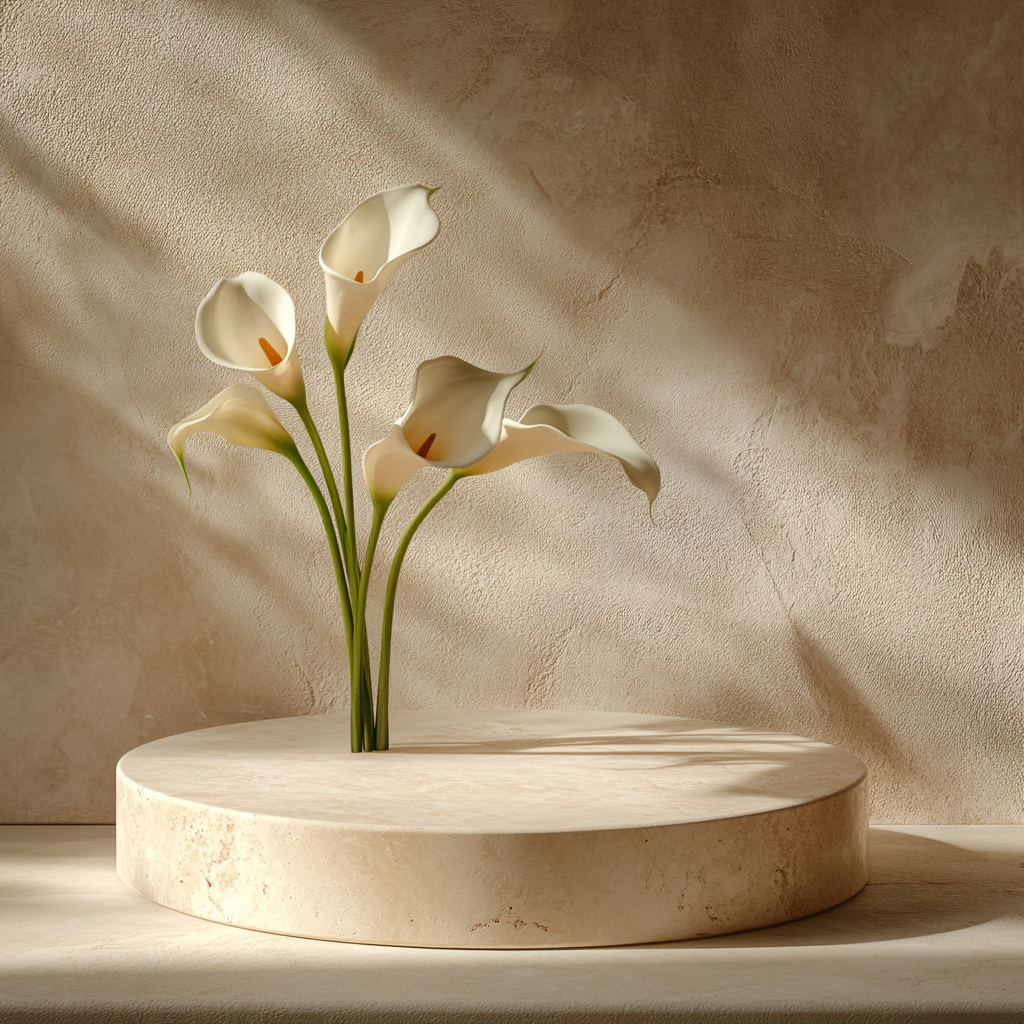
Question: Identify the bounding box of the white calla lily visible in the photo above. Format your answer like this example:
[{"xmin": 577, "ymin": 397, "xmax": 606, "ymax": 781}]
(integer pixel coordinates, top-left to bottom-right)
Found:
[
  {"xmin": 319, "ymin": 185, "xmax": 440, "ymax": 362},
  {"xmin": 167, "ymin": 383, "xmax": 297, "ymax": 489},
  {"xmin": 461, "ymin": 404, "xmax": 661, "ymax": 504},
  {"xmin": 363, "ymin": 356, "xmax": 534, "ymax": 504},
  {"xmin": 196, "ymin": 273, "xmax": 304, "ymax": 402},
  {"xmin": 368, "ymin": 396, "xmax": 656, "ymax": 751}
]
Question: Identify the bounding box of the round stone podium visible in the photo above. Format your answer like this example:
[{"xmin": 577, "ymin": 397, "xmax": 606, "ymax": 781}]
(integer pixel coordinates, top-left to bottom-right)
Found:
[{"xmin": 116, "ymin": 710, "xmax": 868, "ymax": 948}]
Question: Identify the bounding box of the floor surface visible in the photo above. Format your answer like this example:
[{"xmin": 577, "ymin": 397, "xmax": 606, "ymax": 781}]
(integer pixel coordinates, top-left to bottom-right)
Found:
[{"xmin": 1, "ymin": 824, "xmax": 1022, "ymax": 1023}]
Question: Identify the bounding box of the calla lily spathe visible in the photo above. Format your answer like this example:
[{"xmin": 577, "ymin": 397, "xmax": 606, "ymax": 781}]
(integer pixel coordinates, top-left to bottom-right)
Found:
[
  {"xmin": 196, "ymin": 273, "xmax": 305, "ymax": 403},
  {"xmin": 363, "ymin": 356, "xmax": 534, "ymax": 504},
  {"xmin": 366, "ymin": 387, "xmax": 659, "ymax": 753},
  {"xmin": 320, "ymin": 185, "xmax": 440, "ymax": 362},
  {"xmin": 463, "ymin": 404, "xmax": 661, "ymax": 504},
  {"xmin": 167, "ymin": 383, "xmax": 297, "ymax": 489}
]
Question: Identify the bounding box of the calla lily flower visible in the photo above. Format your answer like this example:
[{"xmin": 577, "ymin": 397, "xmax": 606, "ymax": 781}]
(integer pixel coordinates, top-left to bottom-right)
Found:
[
  {"xmin": 461, "ymin": 404, "xmax": 661, "ymax": 504},
  {"xmin": 368, "ymin": 398, "xmax": 657, "ymax": 753},
  {"xmin": 196, "ymin": 272, "xmax": 304, "ymax": 403},
  {"xmin": 319, "ymin": 185, "xmax": 440, "ymax": 362},
  {"xmin": 363, "ymin": 356, "xmax": 534, "ymax": 504},
  {"xmin": 167, "ymin": 383, "xmax": 297, "ymax": 489}
]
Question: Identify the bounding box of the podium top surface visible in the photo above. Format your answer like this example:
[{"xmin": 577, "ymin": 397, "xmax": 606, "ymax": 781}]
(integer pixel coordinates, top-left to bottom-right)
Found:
[{"xmin": 117, "ymin": 710, "xmax": 866, "ymax": 833}]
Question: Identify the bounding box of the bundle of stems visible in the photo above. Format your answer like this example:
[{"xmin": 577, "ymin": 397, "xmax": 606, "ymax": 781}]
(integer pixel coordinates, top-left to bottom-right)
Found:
[{"xmin": 292, "ymin": 326, "xmax": 457, "ymax": 753}]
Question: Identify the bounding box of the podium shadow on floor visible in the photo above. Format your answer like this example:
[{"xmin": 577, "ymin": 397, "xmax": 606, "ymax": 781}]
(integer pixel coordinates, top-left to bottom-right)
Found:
[{"xmin": 659, "ymin": 826, "xmax": 1023, "ymax": 947}]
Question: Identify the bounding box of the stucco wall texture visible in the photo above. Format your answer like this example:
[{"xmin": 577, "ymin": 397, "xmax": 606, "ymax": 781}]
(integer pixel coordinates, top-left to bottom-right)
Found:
[{"xmin": 1, "ymin": 0, "xmax": 1021, "ymax": 824}]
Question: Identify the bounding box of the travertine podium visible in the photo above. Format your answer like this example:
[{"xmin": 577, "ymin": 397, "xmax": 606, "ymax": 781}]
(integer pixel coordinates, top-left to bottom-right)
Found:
[{"xmin": 116, "ymin": 710, "xmax": 868, "ymax": 947}]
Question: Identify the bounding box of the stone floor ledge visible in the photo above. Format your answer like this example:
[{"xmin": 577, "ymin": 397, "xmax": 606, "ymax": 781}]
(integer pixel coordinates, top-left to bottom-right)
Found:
[{"xmin": 1, "ymin": 824, "xmax": 1022, "ymax": 1023}]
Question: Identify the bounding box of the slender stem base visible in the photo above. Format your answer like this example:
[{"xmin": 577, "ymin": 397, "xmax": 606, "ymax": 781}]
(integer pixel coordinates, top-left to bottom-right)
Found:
[
  {"xmin": 351, "ymin": 502, "xmax": 387, "ymax": 752},
  {"xmin": 376, "ymin": 472, "xmax": 459, "ymax": 750},
  {"xmin": 328, "ymin": 347, "xmax": 377, "ymax": 751}
]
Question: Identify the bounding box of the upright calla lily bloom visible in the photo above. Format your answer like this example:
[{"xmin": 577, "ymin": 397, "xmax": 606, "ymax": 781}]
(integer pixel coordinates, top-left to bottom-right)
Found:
[
  {"xmin": 319, "ymin": 185, "xmax": 440, "ymax": 362},
  {"xmin": 363, "ymin": 356, "xmax": 534, "ymax": 504},
  {"xmin": 462, "ymin": 404, "xmax": 661, "ymax": 505},
  {"xmin": 196, "ymin": 273, "xmax": 304, "ymax": 403},
  {"xmin": 167, "ymin": 383, "xmax": 297, "ymax": 490}
]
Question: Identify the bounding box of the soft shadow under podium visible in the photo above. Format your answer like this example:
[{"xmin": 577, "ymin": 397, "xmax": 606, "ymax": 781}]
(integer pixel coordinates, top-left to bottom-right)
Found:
[{"xmin": 663, "ymin": 827, "xmax": 1021, "ymax": 947}]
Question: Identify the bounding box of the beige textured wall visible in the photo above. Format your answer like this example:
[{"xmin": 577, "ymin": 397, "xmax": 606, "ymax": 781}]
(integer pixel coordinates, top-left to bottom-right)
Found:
[{"xmin": 1, "ymin": 0, "xmax": 1021, "ymax": 824}]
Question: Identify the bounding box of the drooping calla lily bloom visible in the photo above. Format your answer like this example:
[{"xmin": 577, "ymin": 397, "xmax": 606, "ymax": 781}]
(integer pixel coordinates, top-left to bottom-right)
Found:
[
  {"xmin": 167, "ymin": 383, "xmax": 297, "ymax": 489},
  {"xmin": 319, "ymin": 185, "xmax": 440, "ymax": 362},
  {"xmin": 195, "ymin": 272, "xmax": 304, "ymax": 403},
  {"xmin": 460, "ymin": 404, "xmax": 661, "ymax": 504},
  {"xmin": 363, "ymin": 356, "xmax": 534, "ymax": 504}
]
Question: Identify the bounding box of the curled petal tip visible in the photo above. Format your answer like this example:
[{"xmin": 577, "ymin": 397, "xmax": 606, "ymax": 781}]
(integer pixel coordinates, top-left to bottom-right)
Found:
[
  {"xmin": 465, "ymin": 403, "xmax": 661, "ymax": 505},
  {"xmin": 176, "ymin": 454, "xmax": 192, "ymax": 496},
  {"xmin": 167, "ymin": 384, "xmax": 297, "ymax": 492},
  {"xmin": 167, "ymin": 427, "xmax": 193, "ymax": 500},
  {"xmin": 520, "ymin": 354, "xmax": 541, "ymax": 378}
]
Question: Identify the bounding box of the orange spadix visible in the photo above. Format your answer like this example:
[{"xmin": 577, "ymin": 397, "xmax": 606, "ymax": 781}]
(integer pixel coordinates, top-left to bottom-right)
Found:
[{"xmin": 258, "ymin": 337, "xmax": 283, "ymax": 366}]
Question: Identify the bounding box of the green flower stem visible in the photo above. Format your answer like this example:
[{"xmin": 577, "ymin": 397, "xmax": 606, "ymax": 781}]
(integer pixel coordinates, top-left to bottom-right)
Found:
[
  {"xmin": 328, "ymin": 341, "xmax": 377, "ymax": 750},
  {"xmin": 291, "ymin": 396, "xmax": 347, "ymax": 560},
  {"xmin": 330, "ymin": 353, "xmax": 377, "ymax": 747},
  {"xmin": 351, "ymin": 501, "xmax": 387, "ymax": 752},
  {"xmin": 375, "ymin": 471, "xmax": 459, "ymax": 751},
  {"xmin": 330, "ymin": 355, "xmax": 361, "ymax": 600},
  {"xmin": 358, "ymin": 631, "xmax": 375, "ymax": 750},
  {"xmin": 284, "ymin": 447, "xmax": 354, "ymax": 654},
  {"xmin": 292, "ymin": 395, "xmax": 374, "ymax": 749},
  {"xmin": 324, "ymin": 321, "xmax": 373, "ymax": 746}
]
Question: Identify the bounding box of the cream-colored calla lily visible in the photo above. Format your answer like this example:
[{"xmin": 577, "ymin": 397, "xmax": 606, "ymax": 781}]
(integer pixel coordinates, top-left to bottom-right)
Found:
[
  {"xmin": 167, "ymin": 383, "xmax": 297, "ymax": 489},
  {"xmin": 462, "ymin": 404, "xmax": 661, "ymax": 503},
  {"xmin": 363, "ymin": 356, "xmax": 534, "ymax": 503},
  {"xmin": 319, "ymin": 185, "xmax": 440, "ymax": 361},
  {"xmin": 195, "ymin": 272, "xmax": 304, "ymax": 402}
]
